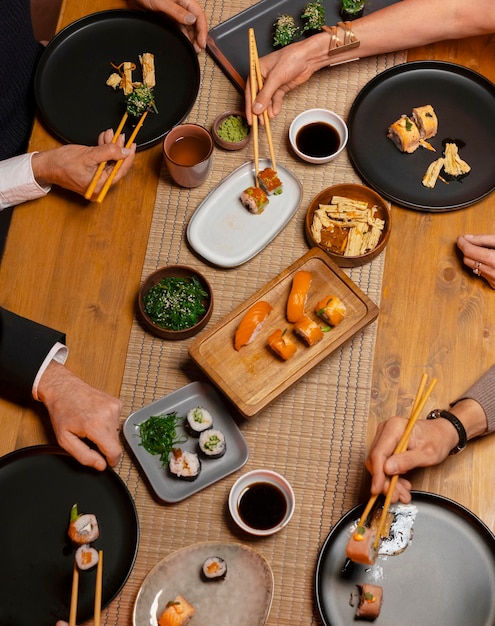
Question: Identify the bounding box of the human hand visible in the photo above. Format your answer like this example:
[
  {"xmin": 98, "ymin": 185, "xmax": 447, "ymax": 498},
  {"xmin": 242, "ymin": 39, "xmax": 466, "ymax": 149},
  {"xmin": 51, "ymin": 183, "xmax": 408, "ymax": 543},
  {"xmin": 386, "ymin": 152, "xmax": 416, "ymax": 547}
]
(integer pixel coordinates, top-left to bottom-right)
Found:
[
  {"xmin": 31, "ymin": 129, "xmax": 136, "ymax": 201},
  {"xmin": 37, "ymin": 361, "xmax": 123, "ymax": 471},
  {"xmin": 365, "ymin": 417, "xmax": 456, "ymax": 503},
  {"xmin": 133, "ymin": 0, "xmax": 208, "ymax": 52},
  {"xmin": 457, "ymin": 234, "xmax": 495, "ymax": 289}
]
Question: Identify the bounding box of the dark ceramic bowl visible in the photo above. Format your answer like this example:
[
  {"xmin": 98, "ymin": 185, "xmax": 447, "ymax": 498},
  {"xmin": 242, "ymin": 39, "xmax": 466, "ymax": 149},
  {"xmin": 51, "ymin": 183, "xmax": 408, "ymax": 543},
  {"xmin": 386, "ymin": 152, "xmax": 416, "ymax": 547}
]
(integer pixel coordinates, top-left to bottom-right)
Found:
[
  {"xmin": 305, "ymin": 184, "xmax": 391, "ymax": 267},
  {"xmin": 137, "ymin": 265, "xmax": 213, "ymax": 340},
  {"xmin": 211, "ymin": 110, "xmax": 251, "ymax": 151}
]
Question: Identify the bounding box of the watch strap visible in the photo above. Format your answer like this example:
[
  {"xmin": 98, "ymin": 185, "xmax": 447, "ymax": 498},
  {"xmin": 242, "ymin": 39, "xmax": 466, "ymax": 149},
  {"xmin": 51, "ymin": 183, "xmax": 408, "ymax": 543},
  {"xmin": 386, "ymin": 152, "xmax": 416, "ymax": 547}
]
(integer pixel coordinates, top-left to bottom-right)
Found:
[{"xmin": 427, "ymin": 409, "xmax": 467, "ymax": 454}]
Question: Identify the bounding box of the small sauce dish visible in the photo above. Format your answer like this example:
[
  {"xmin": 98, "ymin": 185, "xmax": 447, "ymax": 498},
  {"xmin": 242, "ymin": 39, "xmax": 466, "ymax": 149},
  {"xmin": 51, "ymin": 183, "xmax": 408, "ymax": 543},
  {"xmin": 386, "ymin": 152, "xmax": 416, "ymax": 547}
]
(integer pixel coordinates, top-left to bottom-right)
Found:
[
  {"xmin": 289, "ymin": 108, "xmax": 348, "ymax": 164},
  {"xmin": 228, "ymin": 469, "xmax": 295, "ymax": 536},
  {"xmin": 212, "ymin": 110, "xmax": 251, "ymax": 151}
]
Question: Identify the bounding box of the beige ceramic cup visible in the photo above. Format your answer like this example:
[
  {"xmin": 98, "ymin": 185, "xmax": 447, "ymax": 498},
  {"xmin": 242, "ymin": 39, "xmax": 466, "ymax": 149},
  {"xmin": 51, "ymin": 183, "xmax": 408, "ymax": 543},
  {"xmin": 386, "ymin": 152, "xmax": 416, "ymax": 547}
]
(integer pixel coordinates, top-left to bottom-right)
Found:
[{"xmin": 163, "ymin": 123, "xmax": 214, "ymax": 188}]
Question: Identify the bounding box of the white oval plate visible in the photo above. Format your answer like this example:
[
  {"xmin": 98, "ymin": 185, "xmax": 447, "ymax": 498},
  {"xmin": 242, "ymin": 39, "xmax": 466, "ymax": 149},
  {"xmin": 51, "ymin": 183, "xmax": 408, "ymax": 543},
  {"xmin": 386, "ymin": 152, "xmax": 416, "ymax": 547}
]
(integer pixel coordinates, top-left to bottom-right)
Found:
[
  {"xmin": 187, "ymin": 159, "xmax": 302, "ymax": 267},
  {"xmin": 133, "ymin": 541, "xmax": 274, "ymax": 626}
]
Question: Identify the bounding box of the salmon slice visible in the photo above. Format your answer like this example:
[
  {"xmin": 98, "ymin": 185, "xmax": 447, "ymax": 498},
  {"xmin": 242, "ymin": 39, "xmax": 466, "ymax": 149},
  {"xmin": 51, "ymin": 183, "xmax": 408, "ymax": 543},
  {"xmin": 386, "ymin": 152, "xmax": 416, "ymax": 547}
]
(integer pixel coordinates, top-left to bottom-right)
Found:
[
  {"xmin": 346, "ymin": 525, "xmax": 377, "ymax": 565},
  {"xmin": 267, "ymin": 328, "xmax": 297, "ymax": 360},
  {"xmin": 234, "ymin": 301, "xmax": 273, "ymax": 351},
  {"xmin": 286, "ymin": 270, "xmax": 312, "ymax": 323},
  {"xmin": 158, "ymin": 595, "xmax": 195, "ymax": 626},
  {"xmin": 293, "ymin": 315, "xmax": 324, "ymax": 346}
]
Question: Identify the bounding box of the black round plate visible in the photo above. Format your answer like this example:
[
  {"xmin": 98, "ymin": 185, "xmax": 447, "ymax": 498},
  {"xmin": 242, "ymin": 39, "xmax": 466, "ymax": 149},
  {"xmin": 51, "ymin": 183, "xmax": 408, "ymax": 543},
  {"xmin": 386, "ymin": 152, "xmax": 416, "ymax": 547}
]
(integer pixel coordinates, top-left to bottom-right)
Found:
[
  {"xmin": 315, "ymin": 491, "xmax": 495, "ymax": 625},
  {"xmin": 0, "ymin": 445, "xmax": 139, "ymax": 626},
  {"xmin": 34, "ymin": 10, "xmax": 200, "ymax": 149},
  {"xmin": 347, "ymin": 61, "xmax": 495, "ymax": 211}
]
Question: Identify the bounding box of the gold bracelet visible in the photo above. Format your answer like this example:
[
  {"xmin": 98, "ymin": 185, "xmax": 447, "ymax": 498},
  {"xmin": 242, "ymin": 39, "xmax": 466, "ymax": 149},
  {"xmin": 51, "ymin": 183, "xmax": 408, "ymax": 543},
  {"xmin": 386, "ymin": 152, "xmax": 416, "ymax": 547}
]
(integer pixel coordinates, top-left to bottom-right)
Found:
[{"xmin": 321, "ymin": 22, "xmax": 360, "ymax": 65}]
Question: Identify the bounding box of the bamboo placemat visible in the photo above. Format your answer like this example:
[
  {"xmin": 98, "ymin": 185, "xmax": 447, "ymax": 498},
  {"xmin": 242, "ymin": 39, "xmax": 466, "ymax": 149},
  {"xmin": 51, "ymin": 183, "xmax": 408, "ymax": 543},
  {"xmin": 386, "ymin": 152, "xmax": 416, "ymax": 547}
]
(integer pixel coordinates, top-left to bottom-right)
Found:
[{"xmin": 107, "ymin": 4, "xmax": 407, "ymax": 623}]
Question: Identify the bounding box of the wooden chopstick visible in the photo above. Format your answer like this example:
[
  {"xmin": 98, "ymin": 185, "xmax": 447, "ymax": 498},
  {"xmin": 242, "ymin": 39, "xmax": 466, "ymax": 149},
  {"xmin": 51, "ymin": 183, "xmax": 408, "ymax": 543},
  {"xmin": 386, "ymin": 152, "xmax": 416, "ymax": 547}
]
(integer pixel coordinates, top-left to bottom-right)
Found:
[
  {"xmin": 250, "ymin": 30, "xmax": 277, "ymax": 173},
  {"xmin": 84, "ymin": 111, "xmax": 128, "ymax": 200},
  {"xmin": 96, "ymin": 110, "xmax": 148, "ymax": 203},
  {"xmin": 248, "ymin": 28, "xmax": 260, "ymax": 185},
  {"xmin": 68, "ymin": 549, "xmax": 103, "ymax": 626},
  {"xmin": 372, "ymin": 374, "xmax": 437, "ymax": 548}
]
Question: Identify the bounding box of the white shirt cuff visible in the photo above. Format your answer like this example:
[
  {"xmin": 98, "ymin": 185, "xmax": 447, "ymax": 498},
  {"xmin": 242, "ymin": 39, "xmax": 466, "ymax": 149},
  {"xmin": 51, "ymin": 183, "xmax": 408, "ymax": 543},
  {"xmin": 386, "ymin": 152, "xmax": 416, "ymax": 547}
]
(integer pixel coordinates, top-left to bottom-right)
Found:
[
  {"xmin": 0, "ymin": 152, "xmax": 51, "ymax": 210},
  {"xmin": 32, "ymin": 342, "xmax": 69, "ymax": 401}
]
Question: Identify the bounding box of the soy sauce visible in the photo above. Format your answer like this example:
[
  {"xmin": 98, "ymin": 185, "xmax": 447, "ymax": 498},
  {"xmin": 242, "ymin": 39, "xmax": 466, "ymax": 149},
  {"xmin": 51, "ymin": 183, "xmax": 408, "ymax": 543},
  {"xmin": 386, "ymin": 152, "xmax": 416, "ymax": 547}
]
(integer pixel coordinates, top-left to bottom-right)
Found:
[
  {"xmin": 296, "ymin": 121, "xmax": 341, "ymax": 158},
  {"xmin": 238, "ymin": 482, "xmax": 287, "ymax": 530}
]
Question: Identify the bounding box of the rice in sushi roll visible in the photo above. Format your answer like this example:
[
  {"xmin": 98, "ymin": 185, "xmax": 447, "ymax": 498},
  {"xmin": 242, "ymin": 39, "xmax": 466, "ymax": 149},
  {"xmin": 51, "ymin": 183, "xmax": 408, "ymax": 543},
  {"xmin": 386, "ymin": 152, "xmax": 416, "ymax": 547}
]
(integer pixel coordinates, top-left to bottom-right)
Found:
[
  {"xmin": 75, "ymin": 544, "xmax": 99, "ymax": 571},
  {"xmin": 198, "ymin": 429, "xmax": 226, "ymax": 459},
  {"xmin": 169, "ymin": 448, "xmax": 201, "ymax": 481},
  {"xmin": 186, "ymin": 406, "xmax": 213, "ymax": 436},
  {"xmin": 201, "ymin": 556, "xmax": 227, "ymax": 581}
]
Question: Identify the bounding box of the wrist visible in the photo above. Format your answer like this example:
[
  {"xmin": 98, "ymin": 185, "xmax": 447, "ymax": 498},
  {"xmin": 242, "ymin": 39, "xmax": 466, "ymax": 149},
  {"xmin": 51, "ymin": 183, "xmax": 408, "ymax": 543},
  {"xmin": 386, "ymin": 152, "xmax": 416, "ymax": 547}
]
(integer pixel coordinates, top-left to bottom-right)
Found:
[{"xmin": 449, "ymin": 398, "xmax": 488, "ymax": 440}]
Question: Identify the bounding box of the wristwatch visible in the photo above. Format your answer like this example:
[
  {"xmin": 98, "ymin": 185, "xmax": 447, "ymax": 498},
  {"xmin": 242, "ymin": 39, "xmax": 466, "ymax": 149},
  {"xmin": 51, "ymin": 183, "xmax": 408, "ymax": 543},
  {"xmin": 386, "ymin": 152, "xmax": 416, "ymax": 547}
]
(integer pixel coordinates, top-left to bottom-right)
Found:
[{"xmin": 426, "ymin": 409, "xmax": 467, "ymax": 455}]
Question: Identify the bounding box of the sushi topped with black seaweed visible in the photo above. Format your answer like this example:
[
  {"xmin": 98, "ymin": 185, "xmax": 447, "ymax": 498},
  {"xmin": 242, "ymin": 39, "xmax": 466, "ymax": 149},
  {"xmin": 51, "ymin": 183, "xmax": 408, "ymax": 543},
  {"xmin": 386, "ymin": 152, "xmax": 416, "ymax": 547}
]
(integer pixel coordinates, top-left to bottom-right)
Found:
[
  {"xmin": 199, "ymin": 429, "xmax": 226, "ymax": 459},
  {"xmin": 202, "ymin": 556, "xmax": 227, "ymax": 581},
  {"xmin": 186, "ymin": 406, "xmax": 213, "ymax": 436}
]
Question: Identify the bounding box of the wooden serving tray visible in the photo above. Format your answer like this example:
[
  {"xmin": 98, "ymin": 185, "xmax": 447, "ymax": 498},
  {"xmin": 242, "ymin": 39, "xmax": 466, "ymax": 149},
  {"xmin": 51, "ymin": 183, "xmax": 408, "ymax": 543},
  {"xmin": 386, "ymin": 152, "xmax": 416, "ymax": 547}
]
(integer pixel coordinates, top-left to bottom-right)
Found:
[{"xmin": 188, "ymin": 248, "xmax": 379, "ymax": 418}]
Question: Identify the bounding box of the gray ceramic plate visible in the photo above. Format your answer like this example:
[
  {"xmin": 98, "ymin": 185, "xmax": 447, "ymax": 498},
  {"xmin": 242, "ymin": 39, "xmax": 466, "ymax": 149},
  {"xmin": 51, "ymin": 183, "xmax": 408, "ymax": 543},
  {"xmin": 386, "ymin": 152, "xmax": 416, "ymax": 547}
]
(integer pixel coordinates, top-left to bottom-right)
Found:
[
  {"xmin": 123, "ymin": 382, "xmax": 249, "ymax": 503},
  {"xmin": 133, "ymin": 541, "xmax": 273, "ymax": 625},
  {"xmin": 315, "ymin": 491, "xmax": 495, "ymax": 625}
]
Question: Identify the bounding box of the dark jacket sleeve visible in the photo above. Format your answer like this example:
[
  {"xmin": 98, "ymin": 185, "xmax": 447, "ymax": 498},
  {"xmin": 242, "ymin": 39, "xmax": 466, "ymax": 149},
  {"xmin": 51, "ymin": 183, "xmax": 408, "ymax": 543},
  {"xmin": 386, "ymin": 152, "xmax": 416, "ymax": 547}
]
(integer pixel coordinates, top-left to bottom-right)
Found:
[{"xmin": 0, "ymin": 306, "xmax": 66, "ymax": 399}]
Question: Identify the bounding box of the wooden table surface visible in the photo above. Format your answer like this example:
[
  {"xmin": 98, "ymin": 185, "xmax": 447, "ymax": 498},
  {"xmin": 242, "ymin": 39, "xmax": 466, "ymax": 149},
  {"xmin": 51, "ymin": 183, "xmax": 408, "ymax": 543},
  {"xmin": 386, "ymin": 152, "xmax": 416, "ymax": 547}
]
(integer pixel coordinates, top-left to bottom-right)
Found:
[{"xmin": 3, "ymin": 0, "xmax": 495, "ymax": 587}]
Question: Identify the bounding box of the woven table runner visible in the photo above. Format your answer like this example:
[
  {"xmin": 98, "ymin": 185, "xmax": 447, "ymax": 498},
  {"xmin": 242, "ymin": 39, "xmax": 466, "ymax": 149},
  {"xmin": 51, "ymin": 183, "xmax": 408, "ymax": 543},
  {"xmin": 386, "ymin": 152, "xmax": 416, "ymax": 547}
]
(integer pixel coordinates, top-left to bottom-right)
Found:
[{"xmin": 109, "ymin": 3, "xmax": 407, "ymax": 623}]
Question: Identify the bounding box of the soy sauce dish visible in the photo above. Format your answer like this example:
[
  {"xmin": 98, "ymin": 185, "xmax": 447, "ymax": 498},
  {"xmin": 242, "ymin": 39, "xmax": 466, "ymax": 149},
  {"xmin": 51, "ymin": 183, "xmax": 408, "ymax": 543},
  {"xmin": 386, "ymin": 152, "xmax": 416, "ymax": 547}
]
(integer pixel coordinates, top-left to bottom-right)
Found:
[
  {"xmin": 137, "ymin": 265, "xmax": 213, "ymax": 340},
  {"xmin": 228, "ymin": 469, "xmax": 295, "ymax": 536},
  {"xmin": 289, "ymin": 108, "xmax": 348, "ymax": 164}
]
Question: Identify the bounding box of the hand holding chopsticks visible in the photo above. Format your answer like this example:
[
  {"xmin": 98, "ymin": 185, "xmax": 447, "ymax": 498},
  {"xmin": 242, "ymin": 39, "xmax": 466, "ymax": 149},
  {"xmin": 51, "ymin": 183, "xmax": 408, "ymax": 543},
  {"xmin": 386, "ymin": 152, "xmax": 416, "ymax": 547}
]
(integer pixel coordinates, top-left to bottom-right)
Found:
[{"xmin": 68, "ymin": 550, "xmax": 103, "ymax": 626}]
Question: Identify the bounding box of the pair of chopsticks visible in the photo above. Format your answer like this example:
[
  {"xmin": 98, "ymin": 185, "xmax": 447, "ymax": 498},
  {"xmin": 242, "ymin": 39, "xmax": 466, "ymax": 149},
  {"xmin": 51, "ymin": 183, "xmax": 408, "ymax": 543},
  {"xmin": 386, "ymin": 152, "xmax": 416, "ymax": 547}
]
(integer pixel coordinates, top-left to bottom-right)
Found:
[
  {"xmin": 84, "ymin": 110, "xmax": 148, "ymax": 203},
  {"xmin": 69, "ymin": 550, "xmax": 103, "ymax": 626},
  {"xmin": 358, "ymin": 373, "xmax": 437, "ymax": 549},
  {"xmin": 248, "ymin": 28, "xmax": 277, "ymax": 185}
]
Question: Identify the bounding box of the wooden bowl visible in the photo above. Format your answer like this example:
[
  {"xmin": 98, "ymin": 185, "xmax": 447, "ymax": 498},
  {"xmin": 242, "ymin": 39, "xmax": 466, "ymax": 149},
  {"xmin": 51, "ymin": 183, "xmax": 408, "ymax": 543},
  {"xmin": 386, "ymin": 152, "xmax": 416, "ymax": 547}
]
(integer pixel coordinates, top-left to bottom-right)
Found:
[
  {"xmin": 137, "ymin": 265, "xmax": 213, "ymax": 340},
  {"xmin": 211, "ymin": 110, "xmax": 251, "ymax": 151},
  {"xmin": 305, "ymin": 184, "xmax": 391, "ymax": 267}
]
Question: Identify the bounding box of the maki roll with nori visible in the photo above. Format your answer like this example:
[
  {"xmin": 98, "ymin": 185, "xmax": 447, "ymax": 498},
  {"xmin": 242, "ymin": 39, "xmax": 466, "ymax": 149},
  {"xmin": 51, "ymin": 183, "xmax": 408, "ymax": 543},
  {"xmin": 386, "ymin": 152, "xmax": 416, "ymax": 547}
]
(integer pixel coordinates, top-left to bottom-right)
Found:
[
  {"xmin": 169, "ymin": 448, "xmax": 202, "ymax": 480},
  {"xmin": 186, "ymin": 406, "xmax": 213, "ymax": 436},
  {"xmin": 202, "ymin": 556, "xmax": 227, "ymax": 581},
  {"xmin": 199, "ymin": 429, "xmax": 226, "ymax": 459}
]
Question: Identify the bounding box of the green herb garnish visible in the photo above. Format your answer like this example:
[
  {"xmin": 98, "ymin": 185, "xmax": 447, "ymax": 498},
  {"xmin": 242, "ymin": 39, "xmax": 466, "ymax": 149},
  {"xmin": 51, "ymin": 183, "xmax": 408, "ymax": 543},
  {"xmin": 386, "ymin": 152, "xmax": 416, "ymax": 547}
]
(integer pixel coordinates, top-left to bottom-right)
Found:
[
  {"xmin": 138, "ymin": 412, "xmax": 187, "ymax": 467},
  {"xmin": 126, "ymin": 85, "xmax": 158, "ymax": 117},
  {"xmin": 143, "ymin": 276, "xmax": 208, "ymax": 331}
]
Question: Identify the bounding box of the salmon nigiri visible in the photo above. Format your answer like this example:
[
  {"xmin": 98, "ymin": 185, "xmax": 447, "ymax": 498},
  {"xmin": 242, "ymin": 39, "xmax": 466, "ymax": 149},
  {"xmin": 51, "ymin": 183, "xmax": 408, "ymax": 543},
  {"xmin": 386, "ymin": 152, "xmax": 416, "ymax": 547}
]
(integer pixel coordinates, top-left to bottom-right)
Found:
[
  {"xmin": 234, "ymin": 301, "xmax": 273, "ymax": 351},
  {"xmin": 293, "ymin": 315, "xmax": 324, "ymax": 346},
  {"xmin": 267, "ymin": 328, "xmax": 297, "ymax": 360},
  {"xmin": 158, "ymin": 595, "xmax": 195, "ymax": 626},
  {"xmin": 286, "ymin": 270, "xmax": 312, "ymax": 323}
]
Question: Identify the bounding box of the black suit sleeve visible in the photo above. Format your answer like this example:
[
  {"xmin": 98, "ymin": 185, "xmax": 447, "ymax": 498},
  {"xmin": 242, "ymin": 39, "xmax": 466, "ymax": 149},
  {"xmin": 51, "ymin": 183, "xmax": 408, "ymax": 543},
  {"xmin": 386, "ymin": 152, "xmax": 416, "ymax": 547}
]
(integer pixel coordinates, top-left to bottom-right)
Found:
[{"xmin": 0, "ymin": 306, "xmax": 66, "ymax": 400}]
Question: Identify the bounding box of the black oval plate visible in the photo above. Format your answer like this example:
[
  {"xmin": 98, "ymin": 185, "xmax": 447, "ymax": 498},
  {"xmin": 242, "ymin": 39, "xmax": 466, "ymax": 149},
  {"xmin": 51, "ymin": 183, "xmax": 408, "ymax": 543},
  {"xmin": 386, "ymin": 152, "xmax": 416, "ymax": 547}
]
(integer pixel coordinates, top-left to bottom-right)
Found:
[
  {"xmin": 34, "ymin": 10, "xmax": 200, "ymax": 149},
  {"xmin": 315, "ymin": 491, "xmax": 495, "ymax": 625},
  {"xmin": 0, "ymin": 445, "xmax": 139, "ymax": 626},
  {"xmin": 347, "ymin": 61, "xmax": 495, "ymax": 211}
]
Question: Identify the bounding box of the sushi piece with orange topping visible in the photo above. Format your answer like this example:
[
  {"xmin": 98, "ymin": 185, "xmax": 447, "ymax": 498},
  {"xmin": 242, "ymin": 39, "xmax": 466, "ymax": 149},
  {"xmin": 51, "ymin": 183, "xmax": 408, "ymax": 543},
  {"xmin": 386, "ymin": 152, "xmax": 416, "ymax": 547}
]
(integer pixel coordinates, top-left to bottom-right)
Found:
[
  {"xmin": 355, "ymin": 583, "xmax": 383, "ymax": 620},
  {"xmin": 315, "ymin": 295, "xmax": 346, "ymax": 326},
  {"xmin": 346, "ymin": 525, "xmax": 378, "ymax": 565},
  {"xmin": 234, "ymin": 300, "xmax": 273, "ymax": 350},
  {"xmin": 158, "ymin": 595, "xmax": 195, "ymax": 626},
  {"xmin": 293, "ymin": 315, "xmax": 324, "ymax": 346},
  {"xmin": 240, "ymin": 186, "xmax": 269, "ymax": 214},
  {"xmin": 286, "ymin": 270, "xmax": 312, "ymax": 323},
  {"xmin": 267, "ymin": 328, "xmax": 297, "ymax": 360},
  {"xmin": 257, "ymin": 167, "xmax": 283, "ymax": 195}
]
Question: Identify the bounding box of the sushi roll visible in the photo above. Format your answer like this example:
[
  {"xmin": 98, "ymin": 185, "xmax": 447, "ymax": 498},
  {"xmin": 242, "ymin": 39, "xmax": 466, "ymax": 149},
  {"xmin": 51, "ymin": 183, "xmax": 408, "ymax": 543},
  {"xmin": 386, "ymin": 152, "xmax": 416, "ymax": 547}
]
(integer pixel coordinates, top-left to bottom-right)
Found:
[
  {"xmin": 387, "ymin": 115, "xmax": 420, "ymax": 153},
  {"xmin": 411, "ymin": 104, "xmax": 438, "ymax": 140},
  {"xmin": 293, "ymin": 316, "xmax": 324, "ymax": 346},
  {"xmin": 257, "ymin": 167, "xmax": 283, "ymax": 195},
  {"xmin": 286, "ymin": 270, "xmax": 312, "ymax": 323},
  {"xmin": 75, "ymin": 544, "xmax": 99, "ymax": 571},
  {"xmin": 355, "ymin": 584, "xmax": 383, "ymax": 621},
  {"xmin": 186, "ymin": 406, "xmax": 213, "ymax": 436},
  {"xmin": 169, "ymin": 448, "xmax": 201, "ymax": 481},
  {"xmin": 158, "ymin": 595, "xmax": 195, "ymax": 626},
  {"xmin": 68, "ymin": 505, "xmax": 99, "ymax": 545},
  {"xmin": 345, "ymin": 525, "xmax": 378, "ymax": 565},
  {"xmin": 267, "ymin": 328, "xmax": 297, "ymax": 361},
  {"xmin": 240, "ymin": 186, "xmax": 269, "ymax": 214},
  {"xmin": 315, "ymin": 295, "xmax": 346, "ymax": 326},
  {"xmin": 234, "ymin": 301, "xmax": 273, "ymax": 351},
  {"xmin": 201, "ymin": 556, "xmax": 227, "ymax": 581},
  {"xmin": 199, "ymin": 429, "xmax": 226, "ymax": 459}
]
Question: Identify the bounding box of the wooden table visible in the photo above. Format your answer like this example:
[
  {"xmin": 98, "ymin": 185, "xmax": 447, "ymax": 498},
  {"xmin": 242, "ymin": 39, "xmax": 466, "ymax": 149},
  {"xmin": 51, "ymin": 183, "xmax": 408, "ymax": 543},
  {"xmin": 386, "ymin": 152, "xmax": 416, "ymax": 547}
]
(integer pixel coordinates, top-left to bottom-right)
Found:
[{"xmin": 2, "ymin": 0, "xmax": 495, "ymax": 619}]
